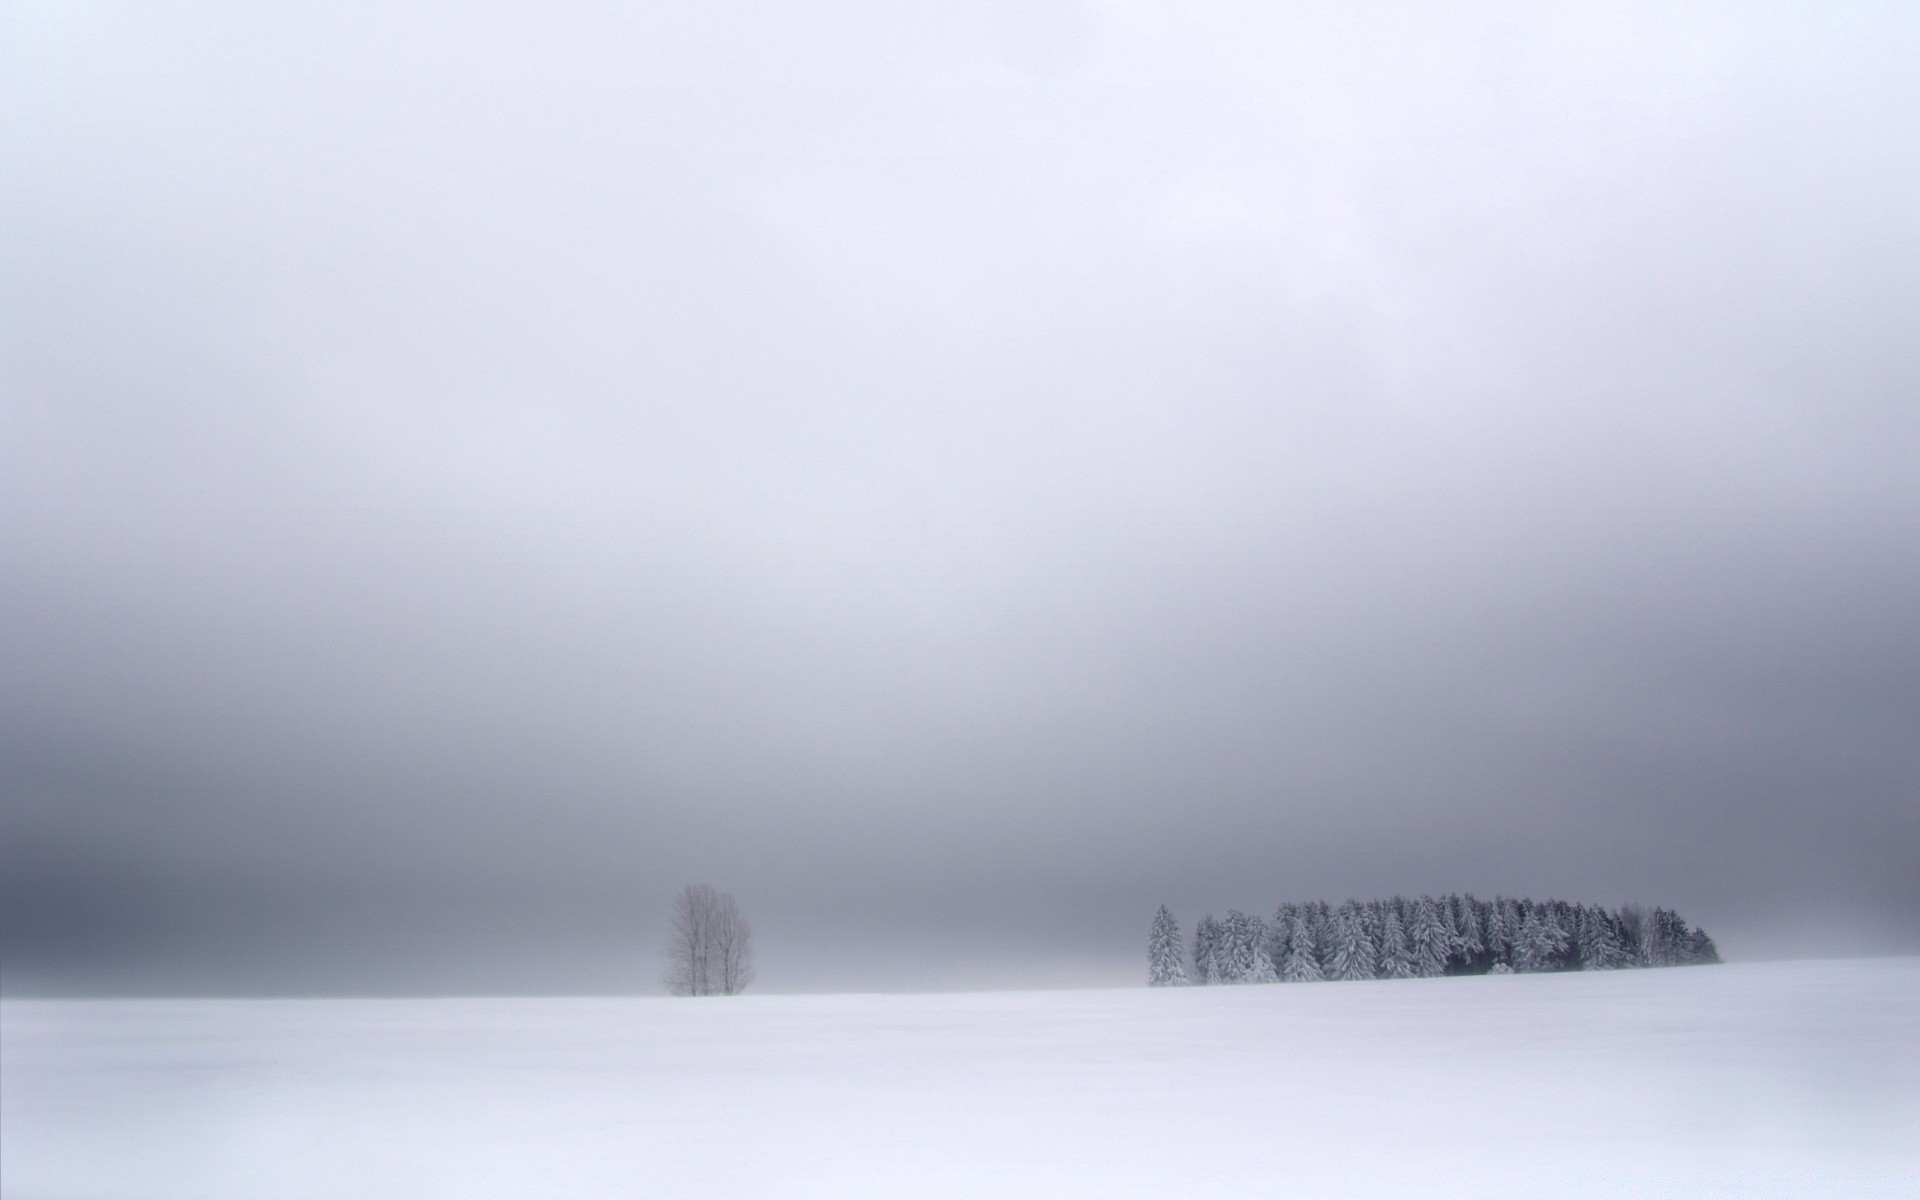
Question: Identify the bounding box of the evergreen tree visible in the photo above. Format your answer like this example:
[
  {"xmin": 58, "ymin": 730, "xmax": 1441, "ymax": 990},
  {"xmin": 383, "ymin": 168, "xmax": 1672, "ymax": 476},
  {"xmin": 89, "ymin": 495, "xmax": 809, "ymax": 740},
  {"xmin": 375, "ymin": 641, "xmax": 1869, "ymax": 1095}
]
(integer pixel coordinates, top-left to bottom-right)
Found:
[
  {"xmin": 1511, "ymin": 908, "xmax": 1568, "ymax": 973},
  {"xmin": 1326, "ymin": 901, "xmax": 1377, "ymax": 981},
  {"xmin": 1192, "ymin": 915, "xmax": 1221, "ymax": 985},
  {"xmin": 1244, "ymin": 912, "xmax": 1280, "ymax": 984},
  {"xmin": 1280, "ymin": 913, "xmax": 1324, "ymax": 982},
  {"xmin": 1686, "ymin": 925, "xmax": 1721, "ymax": 965},
  {"xmin": 1574, "ymin": 907, "xmax": 1629, "ymax": 971},
  {"xmin": 1567, "ymin": 905, "xmax": 1593, "ymax": 968},
  {"xmin": 1482, "ymin": 898, "xmax": 1514, "ymax": 968},
  {"xmin": 1448, "ymin": 894, "xmax": 1485, "ymax": 972},
  {"xmin": 1217, "ymin": 911, "xmax": 1242, "ymax": 983},
  {"xmin": 1377, "ymin": 908, "xmax": 1415, "ymax": 978},
  {"xmin": 1548, "ymin": 901, "xmax": 1581, "ymax": 970},
  {"xmin": 1618, "ymin": 903, "xmax": 1650, "ymax": 966},
  {"xmin": 1148, "ymin": 905, "xmax": 1189, "ymax": 986},
  {"xmin": 1217, "ymin": 910, "xmax": 1275, "ymax": 983},
  {"xmin": 1219, "ymin": 911, "xmax": 1252, "ymax": 983},
  {"xmin": 1264, "ymin": 906, "xmax": 1292, "ymax": 978},
  {"xmin": 1309, "ymin": 902, "xmax": 1335, "ymax": 975},
  {"xmin": 1407, "ymin": 896, "xmax": 1450, "ymax": 977},
  {"xmin": 1651, "ymin": 907, "xmax": 1691, "ymax": 966},
  {"xmin": 1501, "ymin": 897, "xmax": 1525, "ymax": 951},
  {"xmin": 1364, "ymin": 901, "xmax": 1389, "ymax": 956}
]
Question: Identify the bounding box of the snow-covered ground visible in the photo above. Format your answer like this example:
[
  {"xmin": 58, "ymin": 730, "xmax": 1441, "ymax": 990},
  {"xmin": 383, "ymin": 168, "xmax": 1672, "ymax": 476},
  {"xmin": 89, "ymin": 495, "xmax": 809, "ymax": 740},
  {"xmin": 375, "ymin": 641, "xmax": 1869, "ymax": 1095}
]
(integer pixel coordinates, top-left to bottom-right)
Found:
[{"xmin": 4, "ymin": 957, "xmax": 1916, "ymax": 1199}]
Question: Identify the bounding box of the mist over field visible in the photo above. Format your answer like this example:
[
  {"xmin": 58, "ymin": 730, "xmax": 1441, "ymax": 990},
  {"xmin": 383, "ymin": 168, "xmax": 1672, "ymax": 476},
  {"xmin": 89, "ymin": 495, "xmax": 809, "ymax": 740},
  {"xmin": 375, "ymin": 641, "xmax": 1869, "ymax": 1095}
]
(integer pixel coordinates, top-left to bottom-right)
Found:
[{"xmin": 4, "ymin": 3, "xmax": 1917, "ymax": 996}]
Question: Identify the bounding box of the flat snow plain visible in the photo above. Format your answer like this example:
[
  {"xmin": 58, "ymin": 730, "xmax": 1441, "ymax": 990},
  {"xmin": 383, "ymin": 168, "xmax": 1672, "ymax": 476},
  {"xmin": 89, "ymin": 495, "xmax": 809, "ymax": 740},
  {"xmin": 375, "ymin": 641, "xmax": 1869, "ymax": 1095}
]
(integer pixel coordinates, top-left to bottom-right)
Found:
[{"xmin": 4, "ymin": 957, "xmax": 1916, "ymax": 1199}]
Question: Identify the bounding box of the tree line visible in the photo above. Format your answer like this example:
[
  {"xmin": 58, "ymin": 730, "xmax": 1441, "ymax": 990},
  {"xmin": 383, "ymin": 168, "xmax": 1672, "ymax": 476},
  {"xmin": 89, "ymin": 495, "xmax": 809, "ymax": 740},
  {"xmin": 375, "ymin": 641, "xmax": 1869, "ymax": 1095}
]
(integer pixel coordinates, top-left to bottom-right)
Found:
[{"xmin": 1148, "ymin": 894, "xmax": 1718, "ymax": 986}]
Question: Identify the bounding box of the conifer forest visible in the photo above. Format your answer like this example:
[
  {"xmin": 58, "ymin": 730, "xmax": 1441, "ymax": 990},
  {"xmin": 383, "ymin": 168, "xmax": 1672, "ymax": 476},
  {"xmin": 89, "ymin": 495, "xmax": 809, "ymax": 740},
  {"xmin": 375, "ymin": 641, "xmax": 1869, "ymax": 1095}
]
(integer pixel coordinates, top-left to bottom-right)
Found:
[{"xmin": 1148, "ymin": 896, "xmax": 1718, "ymax": 986}]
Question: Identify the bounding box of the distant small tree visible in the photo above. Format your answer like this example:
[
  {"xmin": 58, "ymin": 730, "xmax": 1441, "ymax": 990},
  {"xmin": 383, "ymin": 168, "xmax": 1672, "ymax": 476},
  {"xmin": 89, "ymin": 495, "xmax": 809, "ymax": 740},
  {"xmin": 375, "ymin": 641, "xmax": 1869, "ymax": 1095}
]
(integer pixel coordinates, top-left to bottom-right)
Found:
[
  {"xmin": 664, "ymin": 884, "xmax": 753, "ymax": 996},
  {"xmin": 1149, "ymin": 905, "xmax": 1189, "ymax": 986}
]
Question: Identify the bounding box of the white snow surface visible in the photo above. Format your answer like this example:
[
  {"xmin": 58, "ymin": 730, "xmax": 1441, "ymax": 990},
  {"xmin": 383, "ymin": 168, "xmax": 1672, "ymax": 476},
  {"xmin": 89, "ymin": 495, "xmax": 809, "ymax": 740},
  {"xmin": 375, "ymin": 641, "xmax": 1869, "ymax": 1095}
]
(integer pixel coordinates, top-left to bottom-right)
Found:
[{"xmin": 4, "ymin": 957, "xmax": 1916, "ymax": 1199}]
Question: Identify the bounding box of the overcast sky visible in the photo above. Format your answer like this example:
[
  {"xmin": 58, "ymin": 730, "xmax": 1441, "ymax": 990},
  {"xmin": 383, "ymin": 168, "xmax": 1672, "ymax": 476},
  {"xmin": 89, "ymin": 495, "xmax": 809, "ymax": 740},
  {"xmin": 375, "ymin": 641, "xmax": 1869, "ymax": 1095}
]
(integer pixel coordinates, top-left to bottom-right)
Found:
[{"xmin": 4, "ymin": 2, "xmax": 1916, "ymax": 996}]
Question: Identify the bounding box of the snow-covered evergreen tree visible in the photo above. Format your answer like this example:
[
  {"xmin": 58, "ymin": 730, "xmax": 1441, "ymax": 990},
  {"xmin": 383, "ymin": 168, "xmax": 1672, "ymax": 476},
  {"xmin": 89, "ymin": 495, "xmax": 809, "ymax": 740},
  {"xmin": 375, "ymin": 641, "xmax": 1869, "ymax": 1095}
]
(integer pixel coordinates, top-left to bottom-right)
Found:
[
  {"xmin": 1216, "ymin": 910, "xmax": 1275, "ymax": 983},
  {"xmin": 1214, "ymin": 912, "xmax": 1238, "ymax": 982},
  {"xmin": 1686, "ymin": 925, "xmax": 1721, "ymax": 965},
  {"xmin": 1501, "ymin": 898, "xmax": 1525, "ymax": 953},
  {"xmin": 1148, "ymin": 905, "xmax": 1188, "ymax": 986},
  {"xmin": 1570, "ymin": 907, "xmax": 1623, "ymax": 970},
  {"xmin": 1448, "ymin": 894, "xmax": 1484, "ymax": 972},
  {"xmin": 1363, "ymin": 901, "xmax": 1388, "ymax": 956},
  {"xmin": 1617, "ymin": 903, "xmax": 1650, "ymax": 966},
  {"xmin": 1582, "ymin": 907, "xmax": 1630, "ymax": 971},
  {"xmin": 1602, "ymin": 908, "xmax": 1635, "ymax": 969},
  {"xmin": 1218, "ymin": 911, "xmax": 1250, "ymax": 983},
  {"xmin": 1192, "ymin": 915, "xmax": 1220, "ymax": 985},
  {"xmin": 1264, "ymin": 906, "xmax": 1291, "ymax": 978},
  {"xmin": 1548, "ymin": 901, "xmax": 1581, "ymax": 970},
  {"xmin": 1326, "ymin": 901, "xmax": 1377, "ymax": 981},
  {"xmin": 1377, "ymin": 909, "xmax": 1415, "ymax": 978},
  {"xmin": 1280, "ymin": 913, "xmax": 1323, "ymax": 982},
  {"xmin": 1650, "ymin": 907, "xmax": 1690, "ymax": 967},
  {"xmin": 1482, "ymin": 898, "xmax": 1514, "ymax": 968},
  {"xmin": 1244, "ymin": 912, "xmax": 1279, "ymax": 984},
  {"xmin": 1407, "ymin": 897, "xmax": 1450, "ymax": 977},
  {"xmin": 1511, "ymin": 908, "xmax": 1569, "ymax": 973},
  {"xmin": 1568, "ymin": 905, "xmax": 1594, "ymax": 967},
  {"xmin": 1309, "ymin": 902, "xmax": 1334, "ymax": 974}
]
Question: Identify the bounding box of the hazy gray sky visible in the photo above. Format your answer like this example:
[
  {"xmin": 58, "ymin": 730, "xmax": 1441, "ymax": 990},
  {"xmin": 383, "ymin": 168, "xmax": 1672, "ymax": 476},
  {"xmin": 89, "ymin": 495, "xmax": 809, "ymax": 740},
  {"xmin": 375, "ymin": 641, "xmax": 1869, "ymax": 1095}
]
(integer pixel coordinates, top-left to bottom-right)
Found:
[{"xmin": 4, "ymin": 2, "xmax": 1917, "ymax": 994}]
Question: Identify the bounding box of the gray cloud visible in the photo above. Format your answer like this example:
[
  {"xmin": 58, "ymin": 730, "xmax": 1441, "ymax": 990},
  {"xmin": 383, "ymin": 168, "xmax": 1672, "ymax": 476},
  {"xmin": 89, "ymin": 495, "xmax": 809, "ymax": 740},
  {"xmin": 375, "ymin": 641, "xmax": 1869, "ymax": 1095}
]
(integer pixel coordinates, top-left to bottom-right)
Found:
[{"xmin": 4, "ymin": 2, "xmax": 1917, "ymax": 994}]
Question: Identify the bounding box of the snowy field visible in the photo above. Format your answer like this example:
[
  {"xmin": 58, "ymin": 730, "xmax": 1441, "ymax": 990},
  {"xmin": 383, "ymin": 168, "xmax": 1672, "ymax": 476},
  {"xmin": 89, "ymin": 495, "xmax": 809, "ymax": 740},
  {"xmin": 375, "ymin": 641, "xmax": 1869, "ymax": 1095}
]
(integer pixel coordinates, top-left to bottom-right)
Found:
[{"xmin": 4, "ymin": 957, "xmax": 1916, "ymax": 1199}]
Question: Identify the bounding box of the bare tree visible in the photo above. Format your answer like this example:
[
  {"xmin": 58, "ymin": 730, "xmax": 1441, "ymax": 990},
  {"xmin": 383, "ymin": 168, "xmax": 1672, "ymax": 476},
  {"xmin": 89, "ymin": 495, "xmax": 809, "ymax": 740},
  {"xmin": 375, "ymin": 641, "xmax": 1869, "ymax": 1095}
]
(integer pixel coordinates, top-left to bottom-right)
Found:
[
  {"xmin": 663, "ymin": 884, "xmax": 713, "ymax": 996},
  {"xmin": 663, "ymin": 884, "xmax": 753, "ymax": 996}
]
